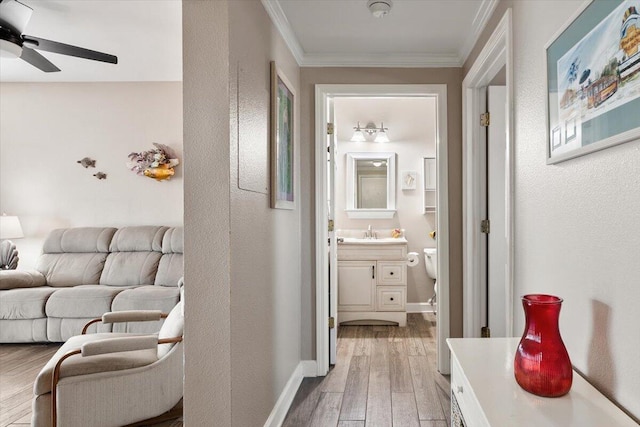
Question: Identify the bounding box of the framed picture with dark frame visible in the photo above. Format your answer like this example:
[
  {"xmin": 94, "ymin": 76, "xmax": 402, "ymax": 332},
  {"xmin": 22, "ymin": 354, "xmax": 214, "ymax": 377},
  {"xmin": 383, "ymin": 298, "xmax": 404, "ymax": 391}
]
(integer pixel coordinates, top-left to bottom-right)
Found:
[
  {"xmin": 270, "ymin": 61, "xmax": 295, "ymax": 210},
  {"xmin": 546, "ymin": 0, "xmax": 640, "ymax": 164}
]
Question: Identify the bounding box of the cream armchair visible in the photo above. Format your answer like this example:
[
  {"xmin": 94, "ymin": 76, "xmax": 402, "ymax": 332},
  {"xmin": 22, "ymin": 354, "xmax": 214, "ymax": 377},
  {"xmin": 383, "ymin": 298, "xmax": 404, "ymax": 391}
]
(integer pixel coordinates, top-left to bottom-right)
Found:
[{"xmin": 31, "ymin": 302, "xmax": 184, "ymax": 427}]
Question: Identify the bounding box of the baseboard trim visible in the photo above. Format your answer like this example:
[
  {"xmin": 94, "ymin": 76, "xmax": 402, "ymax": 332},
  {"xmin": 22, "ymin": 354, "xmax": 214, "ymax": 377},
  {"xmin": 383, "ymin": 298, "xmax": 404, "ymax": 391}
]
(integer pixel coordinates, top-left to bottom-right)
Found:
[
  {"xmin": 263, "ymin": 360, "xmax": 317, "ymax": 427},
  {"xmin": 301, "ymin": 360, "xmax": 318, "ymax": 377},
  {"xmin": 406, "ymin": 302, "xmax": 437, "ymax": 313}
]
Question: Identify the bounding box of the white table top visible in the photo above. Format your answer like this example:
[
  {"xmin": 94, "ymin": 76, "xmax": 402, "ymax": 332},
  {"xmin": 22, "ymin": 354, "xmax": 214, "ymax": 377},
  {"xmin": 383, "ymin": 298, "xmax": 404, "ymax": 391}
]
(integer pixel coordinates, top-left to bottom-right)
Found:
[{"xmin": 447, "ymin": 338, "xmax": 638, "ymax": 427}]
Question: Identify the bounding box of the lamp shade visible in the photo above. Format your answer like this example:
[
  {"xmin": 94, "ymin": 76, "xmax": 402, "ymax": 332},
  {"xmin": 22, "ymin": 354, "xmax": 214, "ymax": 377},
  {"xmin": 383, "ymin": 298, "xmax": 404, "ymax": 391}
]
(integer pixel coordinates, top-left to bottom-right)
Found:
[{"xmin": 0, "ymin": 215, "xmax": 24, "ymax": 239}]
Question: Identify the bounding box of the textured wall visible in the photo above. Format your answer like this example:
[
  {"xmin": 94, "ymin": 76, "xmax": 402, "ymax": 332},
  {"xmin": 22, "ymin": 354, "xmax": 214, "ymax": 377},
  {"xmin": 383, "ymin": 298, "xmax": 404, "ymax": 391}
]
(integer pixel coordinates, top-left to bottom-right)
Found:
[
  {"xmin": 465, "ymin": 1, "xmax": 640, "ymax": 420},
  {"xmin": 333, "ymin": 97, "xmax": 437, "ymax": 303},
  {"xmin": 228, "ymin": 1, "xmax": 302, "ymax": 425},
  {"xmin": 300, "ymin": 67, "xmax": 463, "ymax": 360},
  {"xmin": 0, "ymin": 82, "xmax": 183, "ymax": 269},
  {"xmin": 182, "ymin": 1, "xmax": 231, "ymax": 425}
]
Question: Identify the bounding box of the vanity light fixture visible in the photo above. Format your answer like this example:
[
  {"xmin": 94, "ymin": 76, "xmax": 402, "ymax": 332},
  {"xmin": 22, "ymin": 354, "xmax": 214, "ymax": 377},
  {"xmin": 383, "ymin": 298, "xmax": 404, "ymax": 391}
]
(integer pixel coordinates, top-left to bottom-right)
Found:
[
  {"xmin": 374, "ymin": 122, "xmax": 390, "ymax": 143},
  {"xmin": 351, "ymin": 122, "xmax": 367, "ymax": 142},
  {"xmin": 350, "ymin": 121, "xmax": 390, "ymax": 142}
]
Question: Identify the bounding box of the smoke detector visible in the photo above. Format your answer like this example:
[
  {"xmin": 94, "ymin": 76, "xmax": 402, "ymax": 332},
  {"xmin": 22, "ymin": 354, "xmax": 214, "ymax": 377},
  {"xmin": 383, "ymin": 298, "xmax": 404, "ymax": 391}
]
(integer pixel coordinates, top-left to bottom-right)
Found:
[{"xmin": 367, "ymin": 0, "xmax": 392, "ymax": 18}]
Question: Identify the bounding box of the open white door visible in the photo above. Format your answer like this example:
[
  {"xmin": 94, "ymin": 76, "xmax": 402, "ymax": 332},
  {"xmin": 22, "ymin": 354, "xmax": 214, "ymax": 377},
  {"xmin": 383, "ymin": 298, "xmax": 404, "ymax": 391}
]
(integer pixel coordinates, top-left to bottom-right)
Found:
[
  {"xmin": 487, "ymin": 85, "xmax": 508, "ymax": 337},
  {"xmin": 328, "ymin": 98, "xmax": 338, "ymax": 364}
]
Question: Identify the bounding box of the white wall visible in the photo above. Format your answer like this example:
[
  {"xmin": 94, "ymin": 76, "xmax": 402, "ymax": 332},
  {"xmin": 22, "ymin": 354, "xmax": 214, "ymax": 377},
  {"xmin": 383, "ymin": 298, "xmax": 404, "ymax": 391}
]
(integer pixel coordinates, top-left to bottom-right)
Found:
[
  {"xmin": 0, "ymin": 82, "xmax": 183, "ymax": 269},
  {"xmin": 466, "ymin": 1, "xmax": 640, "ymax": 421},
  {"xmin": 334, "ymin": 97, "xmax": 437, "ymax": 303}
]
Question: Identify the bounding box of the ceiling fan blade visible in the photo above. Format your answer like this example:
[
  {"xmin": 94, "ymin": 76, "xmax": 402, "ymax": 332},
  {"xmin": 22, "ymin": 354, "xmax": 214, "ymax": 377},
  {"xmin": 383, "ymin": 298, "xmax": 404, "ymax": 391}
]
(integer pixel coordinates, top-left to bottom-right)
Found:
[
  {"xmin": 22, "ymin": 35, "xmax": 117, "ymax": 64},
  {"xmin": 0, "ymin": 0, "xmax": 32, "ymax": 34},
  {"xmin": 20, "ymin": 46, "xmax": 60, "ymax": 72}
]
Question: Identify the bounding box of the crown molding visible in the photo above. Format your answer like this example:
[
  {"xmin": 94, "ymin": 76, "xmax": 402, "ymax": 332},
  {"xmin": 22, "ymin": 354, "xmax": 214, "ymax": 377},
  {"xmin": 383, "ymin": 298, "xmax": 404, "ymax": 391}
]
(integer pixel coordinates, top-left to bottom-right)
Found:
[
  {"xmin": 261, "ymin": 0, "xmax": 305, "ymax": 65},
  {"xmin": 301, "ymin": 52, "xmax": 461, "ymax": 68},
  {"xmin": 458, "ymin": 0, "xmax": 500, "ymax": 64}
]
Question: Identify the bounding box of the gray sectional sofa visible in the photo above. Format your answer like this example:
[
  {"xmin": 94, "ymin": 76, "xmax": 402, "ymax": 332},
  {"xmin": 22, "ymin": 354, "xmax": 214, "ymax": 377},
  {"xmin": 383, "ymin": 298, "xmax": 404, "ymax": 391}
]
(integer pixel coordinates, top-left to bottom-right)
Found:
[{"xmin": 0, "ymin": 225, "xmax": 183, "ymax": 343}]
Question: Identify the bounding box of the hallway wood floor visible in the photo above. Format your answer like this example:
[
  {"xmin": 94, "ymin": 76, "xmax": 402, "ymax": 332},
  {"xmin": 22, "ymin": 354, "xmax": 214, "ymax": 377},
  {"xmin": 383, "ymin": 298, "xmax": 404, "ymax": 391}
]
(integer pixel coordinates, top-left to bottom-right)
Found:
[{"xmin": 284, "ymin": 313, "xmax": 450, "ymax": 427}]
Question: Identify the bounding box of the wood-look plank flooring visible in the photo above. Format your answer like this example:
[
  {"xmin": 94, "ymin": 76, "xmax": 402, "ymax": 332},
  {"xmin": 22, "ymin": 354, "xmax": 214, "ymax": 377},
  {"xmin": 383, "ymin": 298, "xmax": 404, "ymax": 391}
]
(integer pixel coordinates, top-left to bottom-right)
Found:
[
  {"xmin": 284, "ymin": 313, "xmax": 450, "ymax": 427},
  {"xmin": 0, "ymin": 344, "xmax": 183, "ymax": 427}
]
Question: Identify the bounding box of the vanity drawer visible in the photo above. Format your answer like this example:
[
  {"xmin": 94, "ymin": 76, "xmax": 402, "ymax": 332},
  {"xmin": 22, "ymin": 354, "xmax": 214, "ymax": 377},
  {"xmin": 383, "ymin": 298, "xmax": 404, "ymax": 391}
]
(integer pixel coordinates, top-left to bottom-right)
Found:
[
  {"xmin": 376, "ymin": 286, "xmax": 405, "ymax": 311},
  {"xmin": 377, "ymin": 261, "xmax": 405, "ymax": 285}
]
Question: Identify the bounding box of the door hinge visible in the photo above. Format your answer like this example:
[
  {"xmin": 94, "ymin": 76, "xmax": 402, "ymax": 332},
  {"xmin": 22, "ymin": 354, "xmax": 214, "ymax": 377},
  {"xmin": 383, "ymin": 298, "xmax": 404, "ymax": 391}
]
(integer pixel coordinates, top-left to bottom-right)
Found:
[
  {"xmin": 329, "ymin": 317, "xmax": 335, "ymax": 329},
  {"xmin": 481, "ymin": 326, "xmax": 491, "ymax": 337},
  {"xmin": 480, "ymin": 112, "xmax": 490, "ymax": 127},
  {"xmin": 328, "ymin": 219, "xmax": 334, "ymax": 232},
  {"xmin": 327, "ymin": 123, "xmax": 335, "ymax": 135},
  {"xmin": 481, "ymin": 219, "xmax": 490, "ymax": 234}
]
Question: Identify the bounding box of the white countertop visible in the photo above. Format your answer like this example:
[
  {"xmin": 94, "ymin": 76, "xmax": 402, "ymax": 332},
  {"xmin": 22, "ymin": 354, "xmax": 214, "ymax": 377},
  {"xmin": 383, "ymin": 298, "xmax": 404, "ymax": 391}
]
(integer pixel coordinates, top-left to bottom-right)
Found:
[
  {"xmin": 447, "ymin": 338, "xmax": 638, "ymax": 427},
  {"xmin": 338, "ymin": 237, "xmax": 408, "ymax": 245}
]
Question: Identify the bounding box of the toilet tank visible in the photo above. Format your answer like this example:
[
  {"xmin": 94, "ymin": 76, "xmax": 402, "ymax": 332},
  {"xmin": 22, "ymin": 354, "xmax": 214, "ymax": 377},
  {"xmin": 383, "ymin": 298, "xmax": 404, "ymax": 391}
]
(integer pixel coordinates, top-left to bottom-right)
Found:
[{"xmin": 423, "ymin": 248, "xmax": 437, "ymax": 279}]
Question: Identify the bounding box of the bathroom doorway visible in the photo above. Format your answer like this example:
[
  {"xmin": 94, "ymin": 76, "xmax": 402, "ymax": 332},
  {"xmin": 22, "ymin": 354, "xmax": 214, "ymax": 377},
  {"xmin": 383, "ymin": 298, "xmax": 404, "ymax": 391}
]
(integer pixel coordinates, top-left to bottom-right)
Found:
[{"xmin": 314, "ymin": 84, "xmax": 450, "ymax": 375}]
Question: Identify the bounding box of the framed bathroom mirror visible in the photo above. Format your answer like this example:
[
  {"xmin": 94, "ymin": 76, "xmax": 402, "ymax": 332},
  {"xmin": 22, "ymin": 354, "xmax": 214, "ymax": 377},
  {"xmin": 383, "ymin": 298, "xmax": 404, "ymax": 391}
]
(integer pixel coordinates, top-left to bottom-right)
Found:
[{"xmin": 345, "ymin": 152, "xmax": 396, "ymax": 219}]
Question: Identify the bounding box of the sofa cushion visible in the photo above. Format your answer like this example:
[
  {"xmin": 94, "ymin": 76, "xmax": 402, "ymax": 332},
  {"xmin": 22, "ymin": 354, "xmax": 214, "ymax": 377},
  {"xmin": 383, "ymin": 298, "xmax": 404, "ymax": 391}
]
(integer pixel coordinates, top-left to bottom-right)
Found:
[
  {"xmin": 45, "ymin": 285, "xmax": 128, "ymax": 318},
  {"xmin": 42, "ymin": 228, "xmax": 117, "ymax": 254},
  {"xmin": 0, "ymin": 319, "xmax": 48, "ymax": 342},
  {"xmin": 154, "ymin": 227, "xmax": 183, "ymax": 287},
  {"xmin": 111, "ymin": 286, "xmax": 180, "ymax": 333},
  {"xmin": 34, "ymin": 332, "xmax": 157, "ymax": 396},
  {"xmin": 0, "ymin": 287, "xmax": 57, "ymax": 319},
  {"xmin": 0, "ymin": 270, "xmax": 46, "ymax": 290},
  {"xmin": 37, "ymin": 253, "xmax": 109, "ymax": 287},
  {"xmin": 100, "ymin": 226, "xmax": 167, "ymax": 287},
  {"xmin": 158, "ymin": 301, "xmax": 183, "ymax": 358},
  {"xmin": 108, "ymin": 226, "xmax": 167, "ymax": 252},
  {"xmin": 36, "ymin": 227, "xmax": 116, "ymax": 287}
]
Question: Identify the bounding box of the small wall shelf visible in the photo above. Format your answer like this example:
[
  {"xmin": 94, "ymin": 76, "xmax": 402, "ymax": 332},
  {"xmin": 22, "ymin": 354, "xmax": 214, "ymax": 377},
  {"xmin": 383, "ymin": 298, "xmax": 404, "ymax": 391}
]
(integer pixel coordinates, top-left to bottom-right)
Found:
[{"xmin": 423, "ymin": 157, "xmax": 436, "ymax": 214}]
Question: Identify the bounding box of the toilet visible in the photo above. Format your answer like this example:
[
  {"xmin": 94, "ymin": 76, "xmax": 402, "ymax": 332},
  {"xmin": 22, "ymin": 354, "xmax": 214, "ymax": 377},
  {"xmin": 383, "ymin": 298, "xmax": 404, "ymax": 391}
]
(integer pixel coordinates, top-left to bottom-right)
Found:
[{"xmin": 423, "ymin": 248, "xmax": 437, "ymax": 305}]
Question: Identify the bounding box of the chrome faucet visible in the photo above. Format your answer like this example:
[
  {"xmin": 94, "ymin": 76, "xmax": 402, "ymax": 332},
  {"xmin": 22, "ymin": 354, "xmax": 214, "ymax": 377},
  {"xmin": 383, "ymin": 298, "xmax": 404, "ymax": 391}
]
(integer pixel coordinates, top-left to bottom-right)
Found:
[{"xmin": 364, "ymin": 225, "xmax": 376, "ymax": 239}]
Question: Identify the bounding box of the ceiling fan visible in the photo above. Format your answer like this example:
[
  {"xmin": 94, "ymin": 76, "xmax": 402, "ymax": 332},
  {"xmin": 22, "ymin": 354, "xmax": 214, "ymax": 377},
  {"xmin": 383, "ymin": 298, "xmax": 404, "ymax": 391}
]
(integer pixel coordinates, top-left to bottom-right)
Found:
[{"xmin": 0, "ymin": 0, "xmax": 117, "ymax": 72}]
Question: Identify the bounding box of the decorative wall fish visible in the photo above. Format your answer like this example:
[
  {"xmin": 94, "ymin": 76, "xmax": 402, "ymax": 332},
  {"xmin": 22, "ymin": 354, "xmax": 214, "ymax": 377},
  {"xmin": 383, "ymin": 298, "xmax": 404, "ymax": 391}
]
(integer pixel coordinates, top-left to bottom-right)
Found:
[
  {"xmin": 77, "ymin": 157, "xmax": 96, "ymax": 168},
  {"xmin": 93, "ymin": 172, "xmax": 107, "ymax": 180}
]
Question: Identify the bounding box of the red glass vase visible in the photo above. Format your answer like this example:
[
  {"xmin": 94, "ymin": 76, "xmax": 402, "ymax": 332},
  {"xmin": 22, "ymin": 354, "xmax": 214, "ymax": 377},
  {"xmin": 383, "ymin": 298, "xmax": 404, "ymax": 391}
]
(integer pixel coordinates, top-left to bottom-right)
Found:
[{"xmin": 514, "ymin": 294, "xmax": 572, "ymax": 397}]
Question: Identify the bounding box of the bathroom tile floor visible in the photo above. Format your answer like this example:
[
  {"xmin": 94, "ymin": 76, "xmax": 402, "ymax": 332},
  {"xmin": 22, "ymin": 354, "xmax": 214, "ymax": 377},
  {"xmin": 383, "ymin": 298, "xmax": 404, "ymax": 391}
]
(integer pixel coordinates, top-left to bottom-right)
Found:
[{"xmin": 284, "ymin": 313, "xmax": 450, "ymax": 427}]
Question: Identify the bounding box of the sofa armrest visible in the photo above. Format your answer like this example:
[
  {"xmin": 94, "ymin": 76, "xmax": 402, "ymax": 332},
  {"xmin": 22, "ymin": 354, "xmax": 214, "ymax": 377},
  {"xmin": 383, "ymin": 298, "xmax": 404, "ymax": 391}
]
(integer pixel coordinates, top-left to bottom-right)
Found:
[
  {"xmin": 0, "ymin": 270, "xmax": 46, "ymax": 290},
  {"xmin": 102, "ymin": 310, "xmax": 164, "ymax": 324},
  {"xmin": 81, "ymin": 335, "xmax": 159, "ymax": 357},
  {"xmin": 82, "ymin": 310, "xmax": 168, "ymax": 334}
]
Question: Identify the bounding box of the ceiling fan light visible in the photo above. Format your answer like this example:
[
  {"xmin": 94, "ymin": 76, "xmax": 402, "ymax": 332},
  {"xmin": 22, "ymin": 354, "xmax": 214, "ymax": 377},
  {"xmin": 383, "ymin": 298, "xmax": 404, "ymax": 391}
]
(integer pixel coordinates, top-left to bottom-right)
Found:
[
  {"xmin": 367, "ymin": 0, "xmax": 393, "ymax": 18},
  {"xmin": 0, "ymin": 39, "xmax": 23, "ymax": 59}
]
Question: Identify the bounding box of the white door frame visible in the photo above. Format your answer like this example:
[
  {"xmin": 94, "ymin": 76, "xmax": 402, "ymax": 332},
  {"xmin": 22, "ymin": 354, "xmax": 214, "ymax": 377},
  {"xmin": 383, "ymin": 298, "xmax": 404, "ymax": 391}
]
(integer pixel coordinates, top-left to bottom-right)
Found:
[
  {"xmin": 315, "ymin": 84, "xmax": 450, "ymax": 375},
  {"xmin": 462, "ymin": 9, "xmax": 514, "ymax": 338}
]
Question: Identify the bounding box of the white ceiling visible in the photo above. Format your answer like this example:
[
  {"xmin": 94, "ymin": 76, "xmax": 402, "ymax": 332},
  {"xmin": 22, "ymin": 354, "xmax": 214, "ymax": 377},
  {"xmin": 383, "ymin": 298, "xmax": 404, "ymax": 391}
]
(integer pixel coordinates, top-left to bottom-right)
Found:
[
  {"xmin": 0, "ymin": 0, "xmax": 496, "ymax": 82},
  {"xmin": 263, "ymin": 0, "xmax": 499, "ymax": 67},
  {"xmin": 0, "ymin": 0, "xmax": 182, "ymax": 82}
]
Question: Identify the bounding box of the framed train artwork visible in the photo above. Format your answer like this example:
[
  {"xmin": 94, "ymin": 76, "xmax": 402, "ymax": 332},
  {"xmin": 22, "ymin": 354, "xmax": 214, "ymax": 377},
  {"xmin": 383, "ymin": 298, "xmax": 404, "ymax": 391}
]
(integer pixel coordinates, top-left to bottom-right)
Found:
[{"xmin": 546, "ymin": 0, "xmax": 640, "ymax": 164}]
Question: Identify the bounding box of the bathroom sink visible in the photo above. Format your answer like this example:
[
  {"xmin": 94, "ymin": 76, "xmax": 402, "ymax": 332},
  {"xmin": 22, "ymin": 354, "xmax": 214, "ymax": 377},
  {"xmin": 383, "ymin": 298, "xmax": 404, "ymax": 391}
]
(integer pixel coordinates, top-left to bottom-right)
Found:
[{"xmin": 338, "ymin": 237, "xmax": 408, "ymax": 245}]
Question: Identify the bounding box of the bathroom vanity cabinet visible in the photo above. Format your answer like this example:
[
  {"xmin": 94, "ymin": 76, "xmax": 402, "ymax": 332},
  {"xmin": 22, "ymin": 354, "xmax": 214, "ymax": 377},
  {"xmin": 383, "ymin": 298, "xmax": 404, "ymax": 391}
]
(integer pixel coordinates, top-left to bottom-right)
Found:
[{"xmin": 337, "ymin": 241, "xmax": 407, "ymax": 327}]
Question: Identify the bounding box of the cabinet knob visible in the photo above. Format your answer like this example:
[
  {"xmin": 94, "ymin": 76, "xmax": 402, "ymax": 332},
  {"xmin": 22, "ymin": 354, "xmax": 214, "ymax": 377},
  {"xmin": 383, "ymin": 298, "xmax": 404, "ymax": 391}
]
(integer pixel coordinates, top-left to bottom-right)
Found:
[
  {"xmin": 457, "ymin": 385, "xmax": 463, "ymax": 394},
  {"xmin": 390, "ymin": 297, "xmax": 394, "ymax": 301},
  {"xmin": 390, "ymin": 272, "xmax": 394, "ymax": 275}
]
